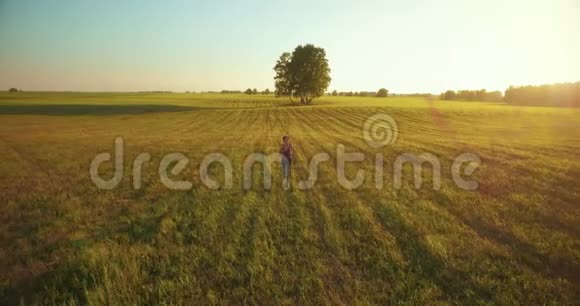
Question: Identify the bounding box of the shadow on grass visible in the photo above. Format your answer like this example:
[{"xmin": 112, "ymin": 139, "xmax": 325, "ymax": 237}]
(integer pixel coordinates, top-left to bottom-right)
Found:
[
  {"xmin": 369, "ymin": 197, "xmax": 493, "ymax": 302},
  {"xmin": 0, "ymin": 258, "xmax": 98, "ymax": 305},
  {"xmin": 432, "ymin": 191, "xmax": 580, "ymax": 284},
  {"xmin": 0, "ymin": 104, "xmax": 202, "ymax": 116}
]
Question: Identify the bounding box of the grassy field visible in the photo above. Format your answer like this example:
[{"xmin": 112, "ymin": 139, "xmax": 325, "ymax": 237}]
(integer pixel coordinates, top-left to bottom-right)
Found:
[{"xmin": 0, "ymin": 92, "xmax": 578, "ymax": 304}]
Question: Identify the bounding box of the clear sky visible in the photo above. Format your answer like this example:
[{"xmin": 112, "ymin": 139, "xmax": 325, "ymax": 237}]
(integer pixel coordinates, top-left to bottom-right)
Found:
[{"xmin": 0, "ymin": 0, "xmax": 578, "ymax": 93}]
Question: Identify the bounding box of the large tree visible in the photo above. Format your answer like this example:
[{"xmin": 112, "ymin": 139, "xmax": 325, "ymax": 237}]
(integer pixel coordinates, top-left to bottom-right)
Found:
[
  {"xmin": 376, "ymin": 88, "xmax": 388, "ymax": 97},
  {"xmin": 274, "ymin": 44, "xmax": 331, "ymax": 104}
]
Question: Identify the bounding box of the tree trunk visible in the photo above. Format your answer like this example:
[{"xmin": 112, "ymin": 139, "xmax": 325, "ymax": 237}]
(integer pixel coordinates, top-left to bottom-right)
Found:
[{"xmin": 298, "ymin": 95, "xmax": 314, "ymax": 105}]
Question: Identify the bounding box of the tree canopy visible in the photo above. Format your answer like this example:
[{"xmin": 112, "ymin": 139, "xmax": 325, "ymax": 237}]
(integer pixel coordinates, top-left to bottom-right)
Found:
[
  {"xmin": 377, "ymin": 88, "xmax": 388, "ymax": 97},
  {"xmin": 274, "ymin": 44, "xmax": 331, "ymax": 104}
]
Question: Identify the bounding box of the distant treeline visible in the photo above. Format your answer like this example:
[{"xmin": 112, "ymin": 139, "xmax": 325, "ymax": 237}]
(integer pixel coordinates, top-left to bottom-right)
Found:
[
  {"xmin": 389, "ymin": 93, "xmax": 433, "ymax": 98},
  {"xmin": 20, "ymin": 81, "xmax": 572, "ymax": 107},
  {"xmin": 440, "ymin": 82, "xmax": 580, "ymax": 107},
  {"xmin": 329, "ymin": 88, "xmax": 389, "ymax": 97},
  {"xmin": 218, "ymin": 88, "xmax": 393, "ymax": 97},
  {"xmin": 217, "ymin": 89, "xmax": 272, "ymax": 95},
  {"xmin": 504, "ymin": 82, "xmax": 580, "ymax": 107},
  {"xmin": 440, "ymin": 89, "xmax": 503, "ymax": 102},
  {"xmin": 330, "ymin": 91, "xmax": 376, "ymax": 97}
]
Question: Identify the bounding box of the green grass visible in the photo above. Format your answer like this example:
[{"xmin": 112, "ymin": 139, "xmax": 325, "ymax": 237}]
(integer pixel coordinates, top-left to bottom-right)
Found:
[{"xmin": 0, "ymin": 92, "xmax": 578, "ymax": 304}]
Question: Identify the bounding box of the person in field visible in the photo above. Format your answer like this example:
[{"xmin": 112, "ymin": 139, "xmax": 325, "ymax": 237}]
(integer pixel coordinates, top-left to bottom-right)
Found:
[{"xmin": 279, "ymin": 135, "xmax": 294, "ymax": 187}]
